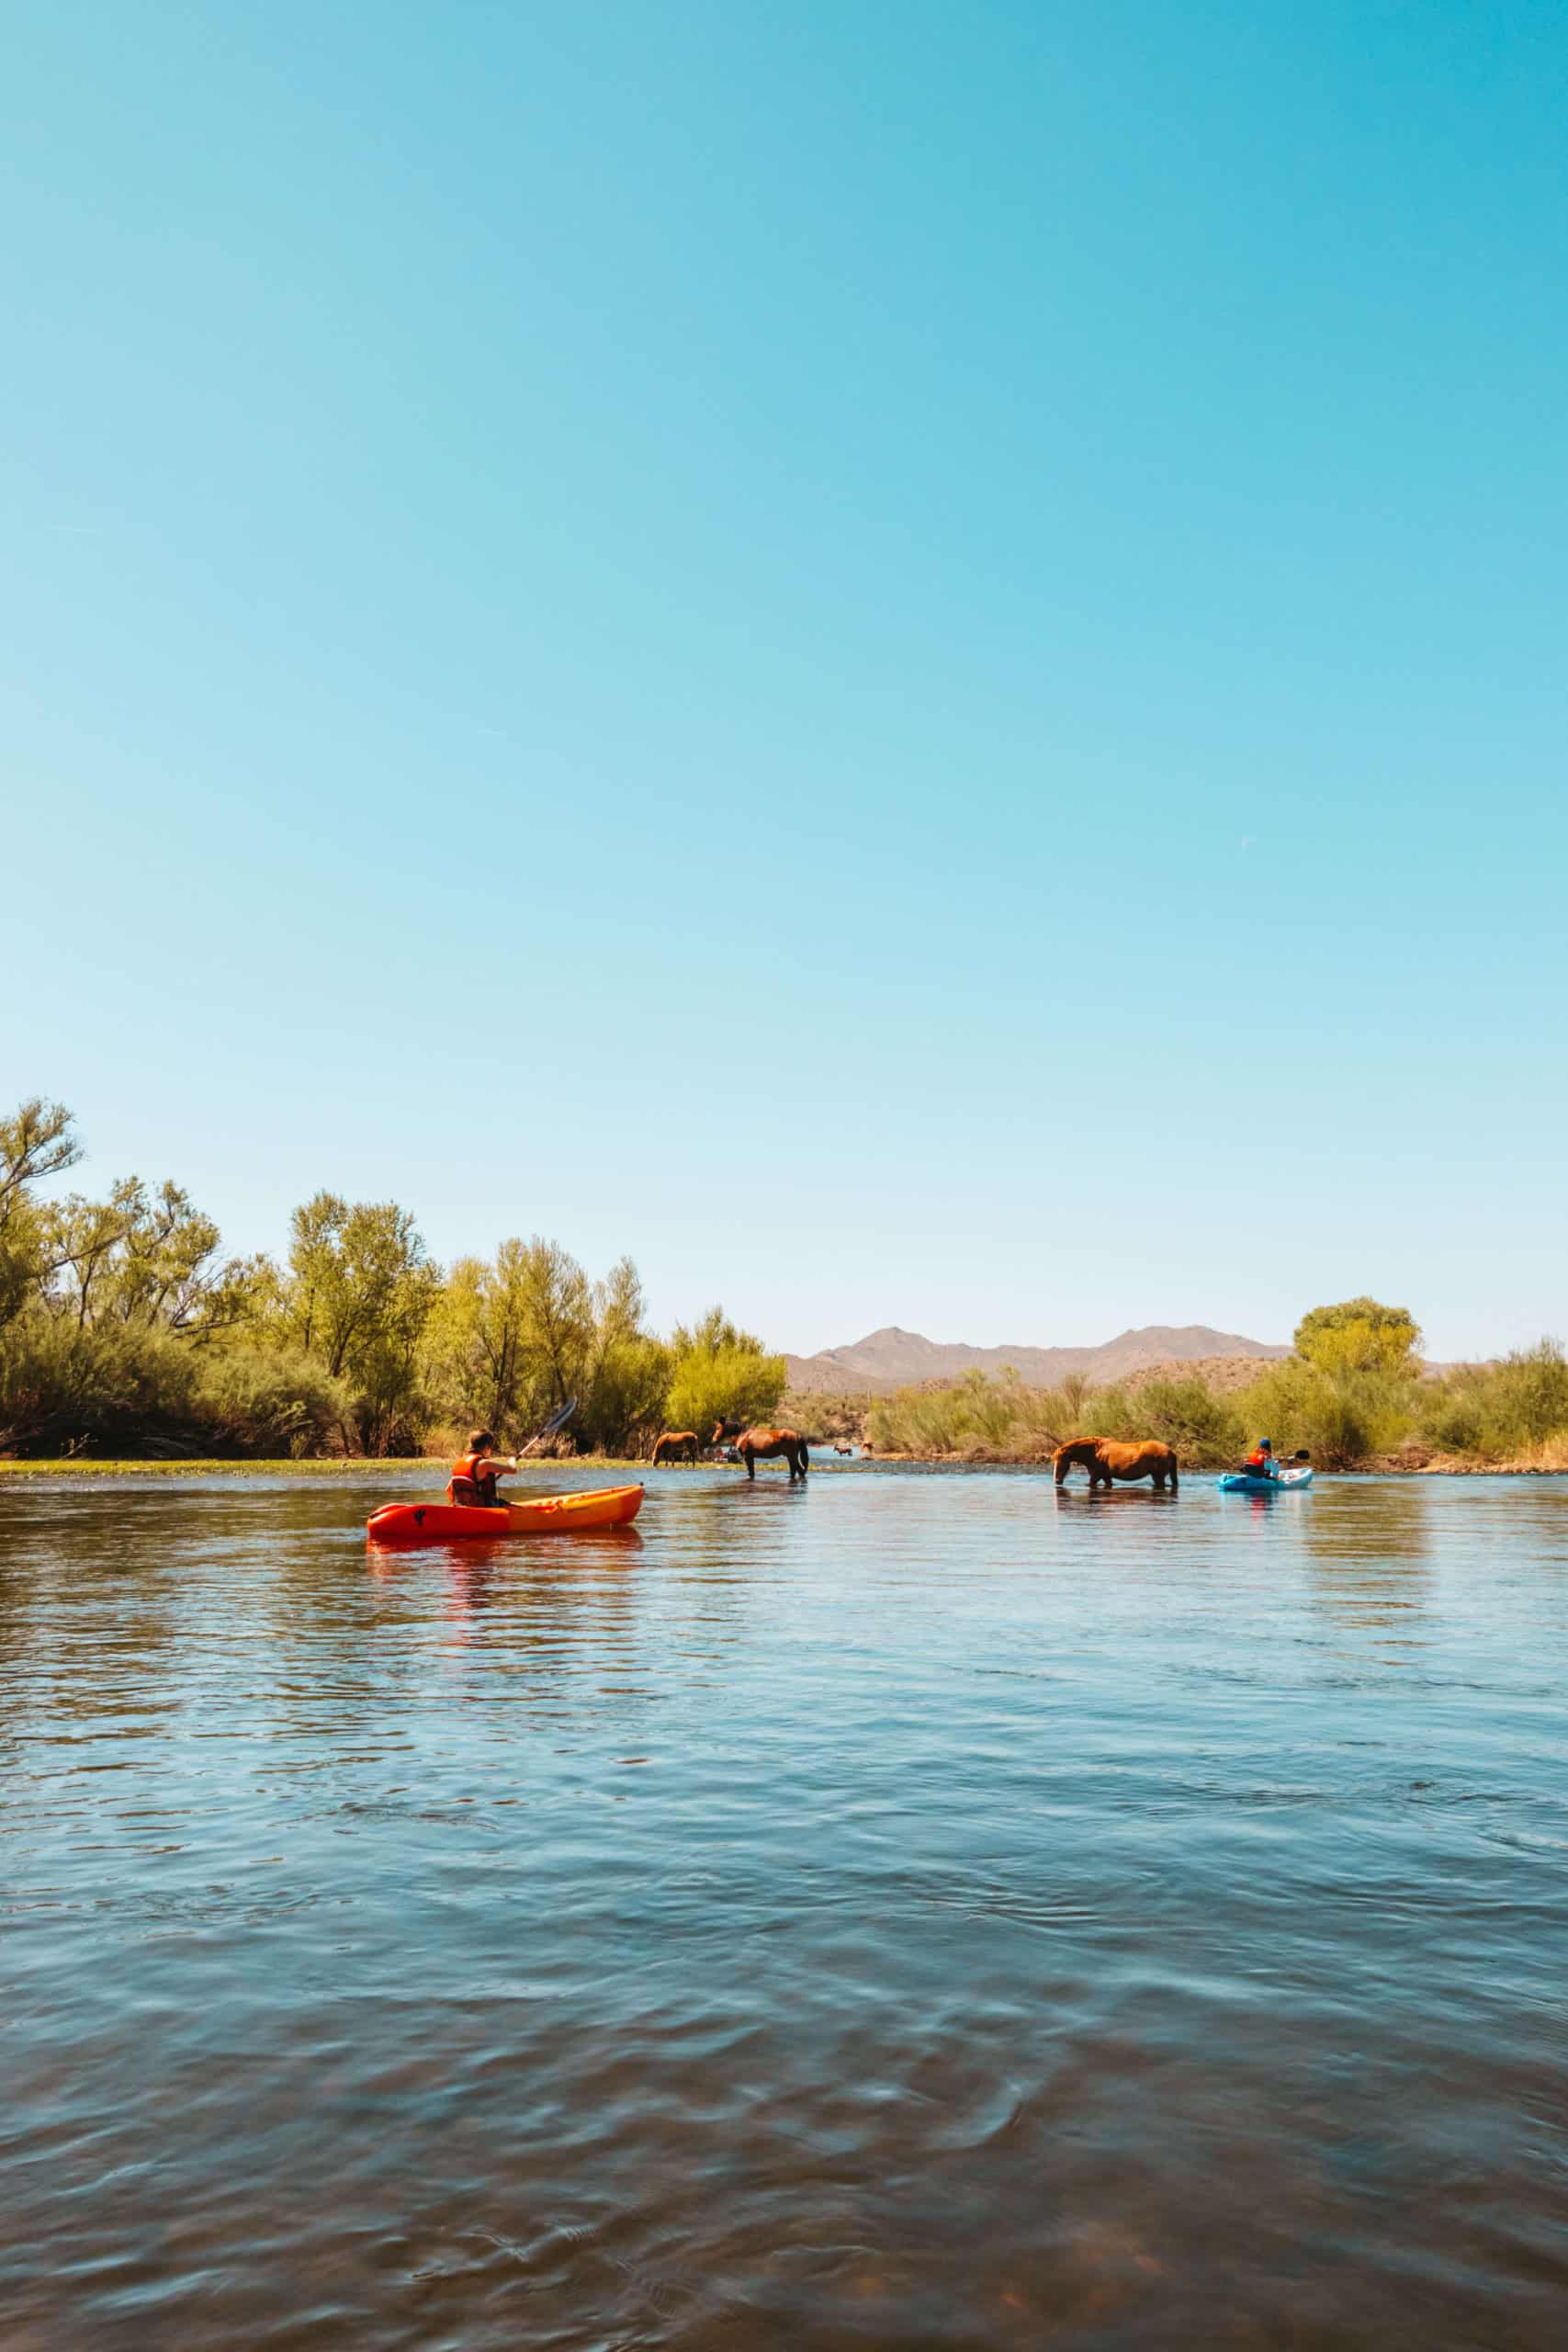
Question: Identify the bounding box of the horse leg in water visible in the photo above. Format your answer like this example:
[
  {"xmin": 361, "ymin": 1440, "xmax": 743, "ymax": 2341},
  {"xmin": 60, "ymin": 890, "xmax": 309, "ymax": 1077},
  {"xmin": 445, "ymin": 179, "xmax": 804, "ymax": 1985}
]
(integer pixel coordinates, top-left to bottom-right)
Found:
[{"xmin": 742, "ymin": 1442, "xmax": 756, "ymax": 1481}]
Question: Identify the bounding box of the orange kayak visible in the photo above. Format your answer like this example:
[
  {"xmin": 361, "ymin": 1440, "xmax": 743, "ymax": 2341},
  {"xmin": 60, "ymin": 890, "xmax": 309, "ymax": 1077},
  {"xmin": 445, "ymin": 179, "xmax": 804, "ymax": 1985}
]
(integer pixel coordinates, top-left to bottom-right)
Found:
[{"xmin": 367, "ymin": 1484, "xmax": 644, "ymax": 1546}]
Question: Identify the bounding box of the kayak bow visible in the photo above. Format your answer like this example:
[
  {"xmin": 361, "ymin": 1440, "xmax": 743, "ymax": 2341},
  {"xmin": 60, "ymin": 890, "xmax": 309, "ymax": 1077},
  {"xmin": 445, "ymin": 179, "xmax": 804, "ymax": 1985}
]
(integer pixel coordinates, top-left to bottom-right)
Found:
[{"xmin": 367, "ymin": 1483, "xmax": 644, "ymax": 1545}]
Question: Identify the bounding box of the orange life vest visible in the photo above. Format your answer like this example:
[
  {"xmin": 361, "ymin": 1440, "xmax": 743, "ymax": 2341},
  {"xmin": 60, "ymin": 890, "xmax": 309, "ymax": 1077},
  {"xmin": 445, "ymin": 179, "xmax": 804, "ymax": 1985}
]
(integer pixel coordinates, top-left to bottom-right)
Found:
[{"xmin": 448, "ymin": 1452, "xmax": 499, "ymax": 1507}]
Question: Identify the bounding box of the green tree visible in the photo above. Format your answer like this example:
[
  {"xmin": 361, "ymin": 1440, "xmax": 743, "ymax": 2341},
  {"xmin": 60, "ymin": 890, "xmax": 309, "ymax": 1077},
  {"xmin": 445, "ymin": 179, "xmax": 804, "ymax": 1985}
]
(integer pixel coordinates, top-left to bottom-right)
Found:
[
  {"xmin": 578, "ymin": 1258, "xmax": 671, "ymax": 1453},
  {"xmin": 423, "ymin": 1247, "xmax": 532, "ymax": 1438},
  {"xmin": 1293, "ymin": 1297, "xmax": 1423, "ymax": 1376},
  {"xmin": 0, "ymin": 1099, "xmax": 80, "ymax": 1325},
  {"xmin": 39, "ymin": 1177, "xmax": 264, "ymax": 1335},
  {"xmin": 422, "ymin": 1235, "xmax": 596, "ymax": 1442},
  {"xmin": 425, "ymin": 1244, "xmax": 674, "ymax": 1455},
  {"xmin": 508, "ymin": 1237, "xmax": 595, "ymax": 1411},
  {"xmin": 280, "ymin": 1193, "xmax": 439, "ymax": 1452},
  {"xmin": 665, "ymin": 1306, "xmax": 785, "ymax": 1438}
]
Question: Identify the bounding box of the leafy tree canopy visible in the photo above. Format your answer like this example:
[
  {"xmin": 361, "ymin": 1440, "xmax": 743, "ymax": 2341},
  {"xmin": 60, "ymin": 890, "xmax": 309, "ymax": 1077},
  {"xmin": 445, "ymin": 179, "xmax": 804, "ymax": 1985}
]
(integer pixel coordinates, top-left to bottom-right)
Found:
[
  {"xmin": 666, "ymin": 1305, "xmax": 785, "ymax": 1436},
  {"xmin": 1292, "ymin": 1297, "xmax": 1423, "ymax": 1375},
  {"xmin": 0, "ymin": 1099, "xmax": 81, "ymax": 1326}
]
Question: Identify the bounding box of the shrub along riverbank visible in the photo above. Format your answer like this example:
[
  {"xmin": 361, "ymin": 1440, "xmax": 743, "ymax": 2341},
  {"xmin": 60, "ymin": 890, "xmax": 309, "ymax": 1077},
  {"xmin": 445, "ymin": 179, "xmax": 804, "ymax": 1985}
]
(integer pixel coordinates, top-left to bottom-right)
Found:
[
  {"xmin": 859, "ymin": 1328, "xmax": 1568, "ymax": 1473},
  {"xmin": 4, "ymin": 1104, "xmax": 1562, "ymax": 1475},
  {"xmin": 0, "ymin": 1454, "xmax": 653, "ymax": 1480},
  {"xmin": 0, "ymin": 1099, "xmax": 785, "ymax": 1461}
]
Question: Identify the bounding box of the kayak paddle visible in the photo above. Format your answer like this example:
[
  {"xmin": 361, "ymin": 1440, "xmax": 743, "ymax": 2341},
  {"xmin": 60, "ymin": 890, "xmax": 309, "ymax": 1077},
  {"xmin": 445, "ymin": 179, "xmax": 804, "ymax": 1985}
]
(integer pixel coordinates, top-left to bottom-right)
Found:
[{"xmin": 516, "ymin": 1397, "xmax": 577, "ymax": 1459}]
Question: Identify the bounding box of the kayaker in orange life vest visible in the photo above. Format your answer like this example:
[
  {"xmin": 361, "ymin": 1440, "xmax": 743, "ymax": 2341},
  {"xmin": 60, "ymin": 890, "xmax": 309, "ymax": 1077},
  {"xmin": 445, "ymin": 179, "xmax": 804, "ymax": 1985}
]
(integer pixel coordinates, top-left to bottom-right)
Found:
[
  {"xmin": 447, "ymin": 1429, "xmax": 524, "ymax": 1508},
  {"xmin": 1244, "ymin": 1437, "xmax": 1276, "ymax": 1476}
]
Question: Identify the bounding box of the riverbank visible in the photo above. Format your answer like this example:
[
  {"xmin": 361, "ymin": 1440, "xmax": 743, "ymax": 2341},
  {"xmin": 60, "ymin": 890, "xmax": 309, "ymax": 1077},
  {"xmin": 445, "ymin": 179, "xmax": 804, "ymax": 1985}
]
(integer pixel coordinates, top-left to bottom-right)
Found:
[
  {"xmin": 5, "ymin": 1449, "xmax": 1566, "ymax": 1480},
  {"xmin": 796, "ymin": 1348, "xmax": 1568, "ymax": 1476},
  {"xmin": 863, "ymin": 1448, "xmax": 1568, "ymax": 1475},
  {"xmin": 0, "ymin": 1454, "xmax": 650, "ymax": 1481}
]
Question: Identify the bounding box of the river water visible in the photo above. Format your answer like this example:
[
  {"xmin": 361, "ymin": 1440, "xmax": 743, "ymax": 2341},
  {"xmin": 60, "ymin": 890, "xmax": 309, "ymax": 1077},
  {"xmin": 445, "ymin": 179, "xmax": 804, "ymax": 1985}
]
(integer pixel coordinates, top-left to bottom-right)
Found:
[{"xmin": 3, "ymin": 1466, "xmax": 1567, "ymax": 2349}]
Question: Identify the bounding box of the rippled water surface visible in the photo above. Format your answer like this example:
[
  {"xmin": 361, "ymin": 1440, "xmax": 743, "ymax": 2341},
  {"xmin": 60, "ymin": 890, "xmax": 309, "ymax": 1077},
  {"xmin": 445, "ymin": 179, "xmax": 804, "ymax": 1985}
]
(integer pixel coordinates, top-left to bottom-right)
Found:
[{"xmin": 5, "ymin": 1466, "xmax": 1568, "ymax": 2348}]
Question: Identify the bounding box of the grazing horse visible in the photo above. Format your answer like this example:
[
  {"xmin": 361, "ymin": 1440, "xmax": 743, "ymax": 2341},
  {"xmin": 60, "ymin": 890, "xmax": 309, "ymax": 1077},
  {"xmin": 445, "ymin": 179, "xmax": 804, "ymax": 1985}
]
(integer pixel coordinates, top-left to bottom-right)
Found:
[
  {"xmin": 651, "ymin": 1430, "xmax": 699, "ymax": 1466},
  {"xmin": 1053, "ymin": 1437, "xmax": 1179, "ymax": 1491},
  {"xmin": 834, "ymin": 1443, "xmax": 854, "ymax": 1456},
  {"xmin": 712, "ymin": 1419, "xmax": 810, "ymax": 1482}
]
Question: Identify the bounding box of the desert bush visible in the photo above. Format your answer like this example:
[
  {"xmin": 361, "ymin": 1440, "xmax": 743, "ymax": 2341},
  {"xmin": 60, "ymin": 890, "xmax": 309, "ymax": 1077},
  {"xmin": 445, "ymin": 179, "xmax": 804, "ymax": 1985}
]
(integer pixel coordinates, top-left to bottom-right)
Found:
[
  {"xmin": 1420, "ymin": 1341, "xmax": 1568, "ymax": 1460},
  {"xmin": 193, "ymin": 1343, "xmax": 355, "ymax": 1456},
  {"xmin": 1092, "ymin": 1377, "xmax": 1245, "ymax": 1465},
  {"xmin": 1228, "ymin": 1358, "xmax": 1416, "ymax": 1469},
  {"xmin": 785, "ymin": 1391, "xmax": 865, "ymax": 1443},
  {"xmin": 0, "ymin": 1314, "xmax": 203, "ymax": 1455},
  {"xmin": 0, "ymin": 1316, "xmax": 357, "ymax": 1459},
  {"xmin": 869, "ymin": 1372, "xmax": 1048, "ymax": 1458},
  {"xmin": 869, "ymin": 1370, "xmax": 1242, "ymax": 1464}
]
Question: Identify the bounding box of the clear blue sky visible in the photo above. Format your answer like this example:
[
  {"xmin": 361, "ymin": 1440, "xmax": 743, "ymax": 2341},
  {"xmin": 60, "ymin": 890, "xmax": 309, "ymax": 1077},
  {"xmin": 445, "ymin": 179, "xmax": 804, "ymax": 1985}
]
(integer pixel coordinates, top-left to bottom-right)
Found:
[{"xmin": 5, "ymin": 1, "xmax": 1564, "ymax": 1360}]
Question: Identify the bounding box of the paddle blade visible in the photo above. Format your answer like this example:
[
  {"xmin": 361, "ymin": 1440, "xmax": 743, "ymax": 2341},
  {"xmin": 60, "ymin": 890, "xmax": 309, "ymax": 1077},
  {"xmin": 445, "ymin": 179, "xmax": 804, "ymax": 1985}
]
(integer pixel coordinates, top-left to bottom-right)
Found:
[{"xmin": 519, "ymin": 1396, "xmax": 578, "ymax": 1456}]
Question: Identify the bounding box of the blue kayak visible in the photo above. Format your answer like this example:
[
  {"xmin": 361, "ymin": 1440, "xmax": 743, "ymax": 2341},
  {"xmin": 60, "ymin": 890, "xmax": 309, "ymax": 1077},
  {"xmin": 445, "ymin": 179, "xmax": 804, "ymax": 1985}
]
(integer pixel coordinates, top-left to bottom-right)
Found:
[{"xmin": 1218, "ymin": 1464, "xmax": 1314, "ymax": 1494}]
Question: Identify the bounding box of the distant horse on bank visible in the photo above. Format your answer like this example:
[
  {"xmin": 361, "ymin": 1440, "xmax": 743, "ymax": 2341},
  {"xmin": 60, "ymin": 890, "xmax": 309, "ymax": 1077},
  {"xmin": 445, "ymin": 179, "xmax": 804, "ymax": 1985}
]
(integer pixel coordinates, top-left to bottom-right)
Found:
[
  {"xmin": 1053, "ymin": 1437, "xmax": 1179, "ymax": 1491},
  {"xmin": 712, "ymin": 1420, "xmax": 810, "ymax": 1482},
  {"xmin": 651, "ymin": 1430, "xmax": 699, "ymax": 1466},
  {"xmin": 834, "ymin": 1443, "xmax": 854, "ymax": 1456}
]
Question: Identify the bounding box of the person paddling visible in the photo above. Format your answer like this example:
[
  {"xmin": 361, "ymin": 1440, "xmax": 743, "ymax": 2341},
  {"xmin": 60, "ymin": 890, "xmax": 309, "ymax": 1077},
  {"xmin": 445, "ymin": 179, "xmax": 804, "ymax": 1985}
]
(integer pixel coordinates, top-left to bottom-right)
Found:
[
  {"xmin": 1243, "ymin": 1436, "xmax": 1276, "ymax": 1479},
  {"xmin": 448, "ymin": 1429, "xmax": 524, "ymax": 1508}
]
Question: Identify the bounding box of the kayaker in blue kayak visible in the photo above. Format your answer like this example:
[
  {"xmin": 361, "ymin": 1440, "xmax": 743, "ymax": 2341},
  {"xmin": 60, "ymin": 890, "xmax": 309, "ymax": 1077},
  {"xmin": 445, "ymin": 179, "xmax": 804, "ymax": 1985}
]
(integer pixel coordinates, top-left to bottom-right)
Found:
[{"xmin": 1243, "ymin": 1437, "xmax": 1276, "ymax": 1479}]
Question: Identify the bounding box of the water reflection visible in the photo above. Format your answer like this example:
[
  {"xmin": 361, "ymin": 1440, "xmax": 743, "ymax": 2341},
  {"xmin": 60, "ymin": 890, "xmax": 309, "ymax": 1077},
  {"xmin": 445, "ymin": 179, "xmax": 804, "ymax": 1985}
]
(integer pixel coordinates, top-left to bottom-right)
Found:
[
  {"xmin": 1050, "ymin": 1485, "xmax": 1180, "ymax": 1507},
  {"xmin": 1307, "ymin": 1477, "xmax": 1435, "ymax": 1562},
  {"xmin": 1304, "ymin": 1480, "xmax": 1434, "ymax": 1642},
  {"xmin": 4, "ymin": 1468, "xmax": 1568, "ymax": 2349}
]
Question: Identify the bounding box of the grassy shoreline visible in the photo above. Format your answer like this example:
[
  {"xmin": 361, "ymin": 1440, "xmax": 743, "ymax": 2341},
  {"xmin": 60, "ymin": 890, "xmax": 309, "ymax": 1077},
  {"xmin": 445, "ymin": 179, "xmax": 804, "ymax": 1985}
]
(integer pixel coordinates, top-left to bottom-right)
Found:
[
  {"xmin": 3, "ymin": 1451, "xmax": 1564, "ymax": 1480},
  {"xmin": 796, "ymin": 1348, "xmax": 1568, "ymax": 1477},
  {"xmin": 0, "ymin": 1454, "xmax": 649, "ymax": 1481},
  {"xmin": 861, "ymin": 1448, "xmax": 1568, "ymax": 1476}
]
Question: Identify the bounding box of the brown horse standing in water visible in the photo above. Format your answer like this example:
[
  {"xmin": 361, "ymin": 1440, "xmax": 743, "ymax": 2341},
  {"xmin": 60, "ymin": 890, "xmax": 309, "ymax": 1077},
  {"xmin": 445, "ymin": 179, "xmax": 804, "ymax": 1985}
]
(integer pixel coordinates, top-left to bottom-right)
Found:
[
  {"xmin": 651, "ymin": 1430, "xmax": 699, "ymax": 1466},
  {"xmin": 1053, "ymin": 1437, "xmax": 1179, "ymax": 1491},
  {"xmin": 712, "ymin": 1419, "xmax": 810, "ymax": 1482}
]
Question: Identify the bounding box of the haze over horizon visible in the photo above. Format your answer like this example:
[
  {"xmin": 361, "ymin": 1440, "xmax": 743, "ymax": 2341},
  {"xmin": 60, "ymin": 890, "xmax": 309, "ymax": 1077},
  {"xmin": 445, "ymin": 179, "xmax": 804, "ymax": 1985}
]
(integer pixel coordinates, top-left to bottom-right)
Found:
[{"xmin": 6, "ymin": 3, "xmax": 1564, "ymax": 1364}]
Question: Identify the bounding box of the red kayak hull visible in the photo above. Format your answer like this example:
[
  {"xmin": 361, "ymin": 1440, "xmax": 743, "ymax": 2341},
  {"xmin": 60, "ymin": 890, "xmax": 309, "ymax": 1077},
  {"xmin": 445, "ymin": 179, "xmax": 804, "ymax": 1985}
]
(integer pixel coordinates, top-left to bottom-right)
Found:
[{"xmin": 367, "ymin": 1484, "xmax": 644, "ymax": 1546}]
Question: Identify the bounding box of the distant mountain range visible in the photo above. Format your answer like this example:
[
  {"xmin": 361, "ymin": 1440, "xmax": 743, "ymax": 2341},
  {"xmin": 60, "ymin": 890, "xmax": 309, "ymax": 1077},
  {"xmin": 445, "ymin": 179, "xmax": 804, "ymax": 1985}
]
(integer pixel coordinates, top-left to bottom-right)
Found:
[{"xmin": 784, "ymin": 1323, "xmax": 1289, "ymax": 1396}]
